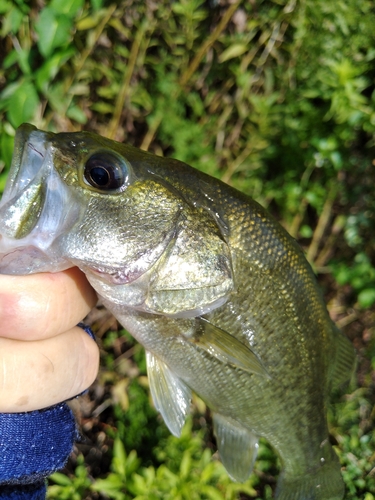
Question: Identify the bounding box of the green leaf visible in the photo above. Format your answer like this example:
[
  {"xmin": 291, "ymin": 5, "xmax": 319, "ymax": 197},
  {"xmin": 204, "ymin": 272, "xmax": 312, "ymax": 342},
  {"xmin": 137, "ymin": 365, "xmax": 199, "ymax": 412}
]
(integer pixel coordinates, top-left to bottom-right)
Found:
[
  {"xmin": 112, "ymin": 438, "xmax": 127, "ymax": 476},
  {"xmin": 0, "ymin": 5, "xmax": 24, "ymax": 35},
  {"xmin": 76, "ymin": 10, "xmax": 103, "ymax": 30},
  {"xmin": 91, "ymin": 0, "xmax": 103, "ymax": 11},
  {"xmin": 50, "ymin": 0, "xmax": 84, "ymax": 17},
  {"xmin": 66, "ymin": 104, "xmax": 87, "ymax": 124},
  {"xmin": 45, "ymin": 82, "xmax": 69, "ymax": 114},
  {"xmin": 90, "ymin": 101, "xmax": 114, "ymax": 114},
  {"xmin": 0, "ymin": 0, "xmax": 12, "ymax": 15},
  {"xmin": 7, "ymin": 80, "xmax": 39, "ymax": 127},
  {"xmin": 49, "ymin": 472, "xmax": 73, "ymax": 486},
  {"xmin": 0, "ymin": 130, "xmax": 15, "ymax": 170},
  {"xmin": 126, "ymin": 449, "xmax": 141, "ymax": 475},
  {"xmin": 35, "ymin": 48, "xmax": 75, "ymax": 92},
  {"xmin": 10, "ymin": 44, "xmax": 31, "ymax": 75},
  {"xmin": 357, "ymin": 288, "xmax": 375, "ymax": 309},
  {"xmin": 3, "ymin": 49, "xmax": 18, "ymax": 69},
  {"xmin": 219, "ymin": 44, "xmax": 248, "ymax": 63},
  {"xmin": 179, "ymin": 450, "xmax": 191, "ymax": 480},
  {"xmin": 91, "ymin": 474, "xmax": 127, "ymax": 499},
  {"xmin": 35, "ymin": 7, "xmax": 73, "ymax": 58},
  {"xmin": 0, "ymin": 172, "xmax": 8, "ymax": 194},
  {"xmin": 200, "ymin": 485, "xmax": 225, "ymax": 500},
  {"xmin": 300, "ymin": 225, "xmax": 313, "ymax": 238}
]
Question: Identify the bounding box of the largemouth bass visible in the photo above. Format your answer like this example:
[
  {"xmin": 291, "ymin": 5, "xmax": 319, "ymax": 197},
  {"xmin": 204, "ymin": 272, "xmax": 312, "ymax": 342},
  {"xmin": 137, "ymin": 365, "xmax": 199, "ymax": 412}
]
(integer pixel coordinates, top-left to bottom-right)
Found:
[{"xmin": 0, "ymin": 124, "xmax": 355, "ymax": 499}]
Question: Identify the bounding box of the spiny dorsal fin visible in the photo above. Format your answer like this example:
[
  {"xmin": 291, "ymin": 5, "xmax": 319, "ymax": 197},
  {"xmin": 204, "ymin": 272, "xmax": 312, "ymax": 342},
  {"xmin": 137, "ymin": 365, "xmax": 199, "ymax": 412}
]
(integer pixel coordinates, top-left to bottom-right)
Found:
[
  {"xmin": 189, "ymin": 317, "xmax": 269, "ymax": 377},
  {"xmin": 146, "ymin": 351, "xmax": 191, "ymax": 437},
  {"xmin": 213, "ymin": 413, "xmax": 259, "ymax": 482}
]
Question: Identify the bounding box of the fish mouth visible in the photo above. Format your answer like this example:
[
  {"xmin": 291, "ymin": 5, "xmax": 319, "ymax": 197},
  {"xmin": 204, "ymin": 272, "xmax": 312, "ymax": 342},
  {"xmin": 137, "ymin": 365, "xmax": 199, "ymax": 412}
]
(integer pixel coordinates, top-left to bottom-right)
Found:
[{"xmin": 0, "ymin": 124, "xmax": 77, "ymax": 274}]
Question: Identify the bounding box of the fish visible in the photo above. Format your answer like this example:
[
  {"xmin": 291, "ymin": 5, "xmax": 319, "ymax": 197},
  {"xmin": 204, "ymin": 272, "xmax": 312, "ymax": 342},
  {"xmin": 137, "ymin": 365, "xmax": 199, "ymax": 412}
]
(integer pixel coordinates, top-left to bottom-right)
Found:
[{"xmin": 0, "ymin": 123, "xmax": 355, "ymax": 499}]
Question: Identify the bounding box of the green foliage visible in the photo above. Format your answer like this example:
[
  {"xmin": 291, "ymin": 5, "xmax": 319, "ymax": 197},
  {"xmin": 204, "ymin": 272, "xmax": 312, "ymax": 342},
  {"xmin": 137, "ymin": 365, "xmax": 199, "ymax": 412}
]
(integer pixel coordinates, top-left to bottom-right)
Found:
[
  {"xmin": 1, "ymin": 0, "xmax": 374, "ymax": 498},
  {"xmin": 35, "ymin": 0, "xmax": 84, "ymax": 59},
  {"xmin": 90, "ymin": 438, "xmax": 141, "ymax": 500},
  {"xmin": 329, "ymin": 387, "xmax": 375, "ymax": 499},
  {"xmin": 332, "ymin": 253, "xmax": 375, "ymax": 308},
  {"xmin": 0, "ymin": 0, "xmax": 89, "ymax": 131},
  {"xmin": 47, "ymin": 455, "xmax": 92, "ymax": 500},
  {"xmin": 49, "ymin": 419, "xmax": 258, "ymax": 500},
  {"xmin": 123, "ymin": 420, "xmax": 257, "ymax": 500}
]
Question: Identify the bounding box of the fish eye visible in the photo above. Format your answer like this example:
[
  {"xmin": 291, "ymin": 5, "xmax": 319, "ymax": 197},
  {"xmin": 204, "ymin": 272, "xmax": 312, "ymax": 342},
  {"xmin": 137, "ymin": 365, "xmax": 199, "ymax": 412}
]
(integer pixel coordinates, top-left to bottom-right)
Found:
[{"xmin": 84, "ymin": 152, "xmax": 128, "ymax": 191}]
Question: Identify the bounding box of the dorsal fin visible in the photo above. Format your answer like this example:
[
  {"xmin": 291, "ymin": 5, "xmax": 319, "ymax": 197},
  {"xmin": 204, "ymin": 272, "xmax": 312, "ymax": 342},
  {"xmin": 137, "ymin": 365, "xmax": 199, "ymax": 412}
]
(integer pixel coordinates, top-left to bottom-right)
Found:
[
  {"xmin": 146, "ymin": 351, "xmax": 191, "ymax": 437},
  {"xmin": 213, "ymin": 413, "xmax": 258, "ymax": 482}
]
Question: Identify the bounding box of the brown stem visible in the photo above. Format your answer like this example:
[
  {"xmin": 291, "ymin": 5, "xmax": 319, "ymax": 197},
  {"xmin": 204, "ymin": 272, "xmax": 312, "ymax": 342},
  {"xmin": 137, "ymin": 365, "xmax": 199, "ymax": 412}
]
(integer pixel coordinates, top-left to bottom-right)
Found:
[
  {"xmin": 179, "ymin": 1, "xmax": 241, "ymax": 88},
  {"xmin": 307, "ymin": 184, "xmax": 337, "ymax": 264},
  {"xmin": 107, "ymin": 20, "xmax": 152, "ymax": 140}
]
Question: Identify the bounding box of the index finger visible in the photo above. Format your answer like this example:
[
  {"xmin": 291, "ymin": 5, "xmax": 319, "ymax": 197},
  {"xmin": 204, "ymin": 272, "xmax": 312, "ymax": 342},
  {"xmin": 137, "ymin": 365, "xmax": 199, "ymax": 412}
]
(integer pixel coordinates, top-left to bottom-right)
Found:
[{"xmin": 0, "ymin": 268, "xmax": 97, "ymax": 341}]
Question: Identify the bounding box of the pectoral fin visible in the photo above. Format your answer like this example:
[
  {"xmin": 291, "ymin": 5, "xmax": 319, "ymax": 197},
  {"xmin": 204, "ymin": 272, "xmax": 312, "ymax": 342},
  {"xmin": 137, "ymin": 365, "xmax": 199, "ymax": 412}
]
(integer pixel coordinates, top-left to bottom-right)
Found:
[
  {"xmin": 146, "ymin": 351, "xmax": 192, "ymax": 437},
  {"xmin": 191, "ymin": 318, "xmax": 269, "ymax": 377},
  {"xmin": 213, "ymin": 413, "xmax": 258, "ymax": 482}
]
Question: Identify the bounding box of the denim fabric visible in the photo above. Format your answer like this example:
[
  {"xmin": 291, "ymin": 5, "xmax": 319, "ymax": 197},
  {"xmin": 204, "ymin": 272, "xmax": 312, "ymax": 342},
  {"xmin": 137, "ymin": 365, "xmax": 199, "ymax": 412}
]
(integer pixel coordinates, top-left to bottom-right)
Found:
[
  {"xmin": 0, "ymin": 482, "xmax": 46, "ymax": 499},
  {"xmin": 0, "ymin": 403, "xmax": 76, "ymax": 488}
]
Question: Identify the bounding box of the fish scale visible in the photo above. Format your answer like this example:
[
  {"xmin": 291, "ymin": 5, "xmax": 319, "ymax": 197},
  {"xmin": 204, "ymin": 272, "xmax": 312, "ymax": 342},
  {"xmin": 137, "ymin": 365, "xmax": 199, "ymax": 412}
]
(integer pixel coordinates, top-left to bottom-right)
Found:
[{"xmin": 0, "ymin": 124, "xmax": 355, "ymax": 499}]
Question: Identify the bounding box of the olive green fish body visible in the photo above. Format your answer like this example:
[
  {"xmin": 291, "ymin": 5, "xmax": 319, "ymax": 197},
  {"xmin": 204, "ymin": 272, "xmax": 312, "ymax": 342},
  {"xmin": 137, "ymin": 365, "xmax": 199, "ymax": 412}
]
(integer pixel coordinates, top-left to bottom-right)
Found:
[
  {"xmin": 109, "ymin": 181, "xmax": 349, "ymax": 495},
  {"xmin": 0, "ymin": 124, "xmax": 355, "ymax": 499}
]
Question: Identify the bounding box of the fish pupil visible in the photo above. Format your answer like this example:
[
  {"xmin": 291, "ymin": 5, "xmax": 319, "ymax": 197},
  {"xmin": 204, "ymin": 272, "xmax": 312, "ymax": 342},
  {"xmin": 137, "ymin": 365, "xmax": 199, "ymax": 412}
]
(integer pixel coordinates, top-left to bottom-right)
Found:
[
  {"xmin": 84, "ymin": 152, "xmax": 126, "ymax": 190},
  {"xmin": 90, "ymin": 166, "xmax": 110, "ymax": 186}
]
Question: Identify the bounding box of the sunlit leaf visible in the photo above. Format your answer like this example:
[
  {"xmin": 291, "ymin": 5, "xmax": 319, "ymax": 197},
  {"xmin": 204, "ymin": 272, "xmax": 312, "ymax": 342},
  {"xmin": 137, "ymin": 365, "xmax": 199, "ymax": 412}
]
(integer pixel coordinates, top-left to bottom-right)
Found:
[
  {"xmin": 35, "ymin": 48, "xmax": 75, "ymax": 92},
  {"xmin": 7, "ymin": 80, "xmax": 39, "ymax": 127},
  {"xmin": 0, "ymin": 5, "xmax": 24, "ymax": 35},
  {"xmin": 219, "ymin": 43, "xmax": 248, "ymax": 63},
  {"xmin": 357, "ymin": 288, "xmax": 375, "ymax": 309},
  {"xmin": 35, "ymin": 7, "xmax": 73, "ymax": 58},
  {"xmin": 50, "ymin": 0, "xmax": 84, "ymax": 17},
  {"xmin": 66, "ymin": 104, "xmax": 88, "ymax": 124}
]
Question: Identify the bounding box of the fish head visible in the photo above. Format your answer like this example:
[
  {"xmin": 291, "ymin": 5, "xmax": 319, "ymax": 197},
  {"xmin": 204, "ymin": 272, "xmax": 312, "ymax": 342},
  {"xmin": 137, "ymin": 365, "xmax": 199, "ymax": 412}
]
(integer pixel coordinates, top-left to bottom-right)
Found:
[{"xmin": 0, "ymin": 124, "xmax": 233, "ymax": 317}]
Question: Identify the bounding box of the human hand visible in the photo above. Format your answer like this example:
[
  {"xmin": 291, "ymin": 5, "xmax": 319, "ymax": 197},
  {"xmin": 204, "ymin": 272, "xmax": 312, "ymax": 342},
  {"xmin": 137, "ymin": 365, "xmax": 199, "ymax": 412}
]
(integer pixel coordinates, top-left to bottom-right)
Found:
[{"xmin": 0, "ymin": 268, "xmax": 99, "ymax": 413}]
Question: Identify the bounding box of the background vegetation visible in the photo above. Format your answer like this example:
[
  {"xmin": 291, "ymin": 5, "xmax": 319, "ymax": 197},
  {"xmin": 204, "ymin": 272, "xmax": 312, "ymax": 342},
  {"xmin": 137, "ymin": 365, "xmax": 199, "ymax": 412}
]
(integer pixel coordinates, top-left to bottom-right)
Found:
[{"xmin": 0, "ymin": 0, "xmax": 374, "ymax": 498}]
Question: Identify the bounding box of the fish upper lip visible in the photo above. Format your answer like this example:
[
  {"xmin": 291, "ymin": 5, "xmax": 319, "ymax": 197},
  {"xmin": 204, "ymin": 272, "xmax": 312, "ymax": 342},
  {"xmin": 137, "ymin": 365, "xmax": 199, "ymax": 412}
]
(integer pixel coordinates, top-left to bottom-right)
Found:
[
  {"xmin": 1, "ymin": 129, "xmax": 48, "ymax": 206},
  {"xmin": 0, "ymin": 127, "xmax": 78, "ymax": 253},
  {"xmin": 27, "ymin": 141, "xmax": 45, "ymax": 159}
]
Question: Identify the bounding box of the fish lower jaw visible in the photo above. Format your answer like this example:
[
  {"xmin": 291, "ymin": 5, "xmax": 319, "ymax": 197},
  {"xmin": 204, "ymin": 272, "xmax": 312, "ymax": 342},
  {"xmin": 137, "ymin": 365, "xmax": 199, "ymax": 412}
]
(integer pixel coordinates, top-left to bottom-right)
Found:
[{"xmin": 0, "ymin": 240, "xmax": 71, "ymax": 275}]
